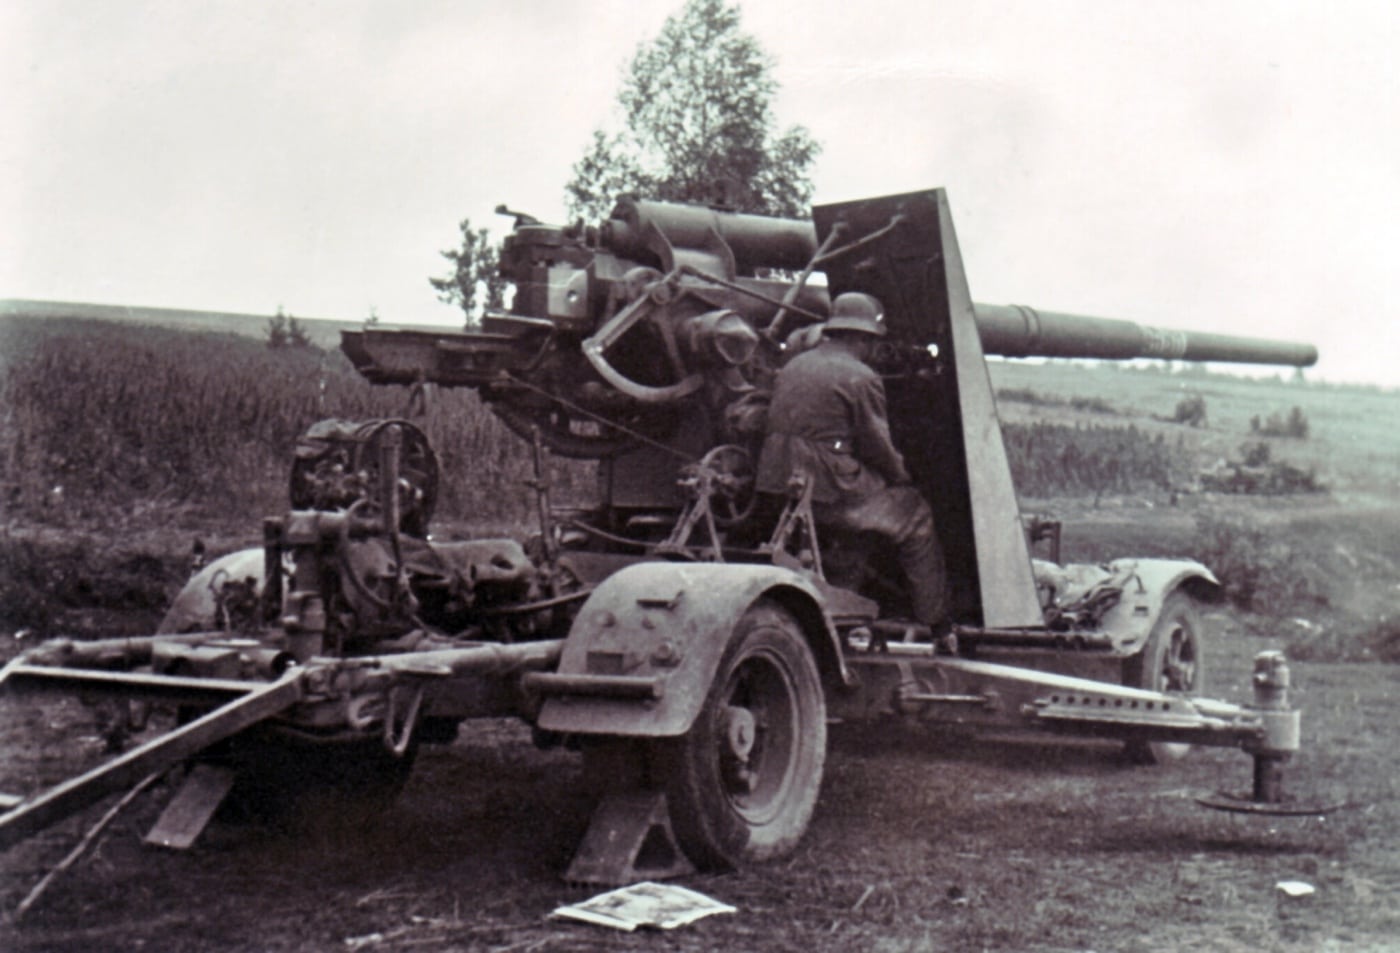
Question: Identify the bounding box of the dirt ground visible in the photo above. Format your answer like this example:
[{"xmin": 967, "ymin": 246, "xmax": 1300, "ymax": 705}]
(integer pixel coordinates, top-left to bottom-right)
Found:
[{"xmin": 1, "ymin": 600, "xmax": 1395, "ymax": 952}]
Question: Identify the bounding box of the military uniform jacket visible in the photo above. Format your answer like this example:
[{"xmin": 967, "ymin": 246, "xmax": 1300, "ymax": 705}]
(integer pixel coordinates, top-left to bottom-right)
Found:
[{"xmin": 755, "ymin": 340, "xmax": 911, "ymax": 504}]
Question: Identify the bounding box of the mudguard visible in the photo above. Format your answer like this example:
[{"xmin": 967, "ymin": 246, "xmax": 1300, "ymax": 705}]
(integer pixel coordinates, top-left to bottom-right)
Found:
[
  {"xmin": 1094, "ymin": 558, "xmax": 1220, "ymax": 655},
  {"xmin": 158, "ymin": 548, "xmax": 267, "ymax": 634},
  {"xmin": 534, "ymin": 561, "xmax": 847, "ymax": 738}
]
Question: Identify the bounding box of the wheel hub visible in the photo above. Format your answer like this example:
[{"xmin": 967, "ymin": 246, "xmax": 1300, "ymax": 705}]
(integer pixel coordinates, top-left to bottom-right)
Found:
[
  {"xmin": 721, "ymin": 705, "xmax": 760, "ymax": 794},
  {"xmin": 723, "ymin": 705, "xmax": 757, "ymax": 760}
]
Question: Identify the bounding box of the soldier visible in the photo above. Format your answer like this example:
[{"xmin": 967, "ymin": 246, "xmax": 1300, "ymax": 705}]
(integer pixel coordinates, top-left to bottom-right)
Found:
[{"xmin": 756, "ymin": 292, "xmax": 948, "ymax": 635}]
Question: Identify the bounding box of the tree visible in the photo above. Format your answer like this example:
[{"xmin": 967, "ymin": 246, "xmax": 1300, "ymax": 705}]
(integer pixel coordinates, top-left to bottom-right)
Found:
[
  {"xmin": 430, "ymin": 218, "xmax": 506, "ymax": 324},
  {"xmin": 565, "ymin": 0, "xmax": 820, "ymax": 222},
  {"xmin": 266, "ymin": 306, "xmax": 311, "ymax": 349}
]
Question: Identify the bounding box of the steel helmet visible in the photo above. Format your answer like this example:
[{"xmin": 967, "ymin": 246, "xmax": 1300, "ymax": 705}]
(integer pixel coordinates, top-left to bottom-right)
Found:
[{"xmin": 825, "ymin": 292, "xmax": 887, "ymax": 337}]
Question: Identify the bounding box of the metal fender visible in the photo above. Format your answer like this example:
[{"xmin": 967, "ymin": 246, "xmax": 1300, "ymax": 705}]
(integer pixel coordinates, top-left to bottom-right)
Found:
[
  {"xmin": 534, "ymin": 561, "xmax": 846, "ymax": 738},
  {"xmin": 1096, "ymin": 558, "xmax": 1221, "ymax": 656},
  {"xmin": 157, "ymin": 548, "xmax": 267, "ymax": 634}
]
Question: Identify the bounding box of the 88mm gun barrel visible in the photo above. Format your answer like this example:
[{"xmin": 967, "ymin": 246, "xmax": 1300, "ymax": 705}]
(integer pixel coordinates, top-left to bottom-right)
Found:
[
  {"xmin": 591, "ymin": 199, "xmax": 1318, "ymax": 369},
  {"xmin": 973, "ymin": 303, "xmax": 1317, "ymax": 367}
]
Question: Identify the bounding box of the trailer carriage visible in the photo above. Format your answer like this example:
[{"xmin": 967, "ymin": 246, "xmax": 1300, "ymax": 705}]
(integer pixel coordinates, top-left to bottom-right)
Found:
[{"xmin": 1, "ymin": 189, "xmax": 1325, "ymax": 884}]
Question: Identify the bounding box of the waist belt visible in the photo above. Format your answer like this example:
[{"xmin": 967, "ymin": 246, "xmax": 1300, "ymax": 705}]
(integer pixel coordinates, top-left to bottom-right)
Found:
[{"xmin": 770, "ymin": 433, "xmax": 853, "ymax": 454}]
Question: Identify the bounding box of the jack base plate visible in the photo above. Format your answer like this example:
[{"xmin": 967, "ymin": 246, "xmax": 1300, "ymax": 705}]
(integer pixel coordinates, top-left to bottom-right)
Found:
[{"xmin": 1196, "ymin": 790, "xmax": 1348, "ymax": 816}]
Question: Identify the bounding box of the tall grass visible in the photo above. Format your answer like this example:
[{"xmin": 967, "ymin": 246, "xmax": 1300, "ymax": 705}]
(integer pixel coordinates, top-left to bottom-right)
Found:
[
  {"xmin": 0, "ymin": 317, "xmax": 590, "ymax": 529},
  {"xmin": 1002, "ymin": 421, "xmax": 1183, "ymax": 500}
]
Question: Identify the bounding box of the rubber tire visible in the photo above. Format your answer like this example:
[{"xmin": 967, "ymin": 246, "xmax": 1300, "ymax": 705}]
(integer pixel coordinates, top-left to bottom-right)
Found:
[
  {"xmin": 1124, "ymin": 592, "xmax": 1206, "ymax": 765},
  {"xmin": 652, "ymin": 600, "xmax": 826, "ymax": 870}
]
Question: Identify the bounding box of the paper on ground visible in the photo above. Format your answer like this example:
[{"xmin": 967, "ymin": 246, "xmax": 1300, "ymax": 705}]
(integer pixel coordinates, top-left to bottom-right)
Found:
[{"xmin": 551, "ymin": 881, "xmax": 737, "ymax": 932}]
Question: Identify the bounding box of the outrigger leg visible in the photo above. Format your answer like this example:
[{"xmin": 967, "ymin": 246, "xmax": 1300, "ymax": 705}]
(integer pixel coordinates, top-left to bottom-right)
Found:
[
  {"xmin": 1197, "ymin": 651, "xmax": 1344, "ymax": 816},
  {"xmin": 0, "ymin": 664, "xmax": 305, "ymax": 851}
]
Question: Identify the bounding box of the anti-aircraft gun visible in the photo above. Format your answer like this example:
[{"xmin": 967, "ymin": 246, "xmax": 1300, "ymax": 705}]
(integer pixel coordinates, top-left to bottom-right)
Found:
[{"xmin": 0, "ymin": 189, "xmax": 1330, "ymax": 884}]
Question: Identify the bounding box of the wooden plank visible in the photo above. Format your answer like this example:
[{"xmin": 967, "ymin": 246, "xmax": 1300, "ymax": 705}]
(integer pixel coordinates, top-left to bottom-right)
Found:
[{"xmin": 144, "ymin": 764, "xmax": 237, "ymax": 850}]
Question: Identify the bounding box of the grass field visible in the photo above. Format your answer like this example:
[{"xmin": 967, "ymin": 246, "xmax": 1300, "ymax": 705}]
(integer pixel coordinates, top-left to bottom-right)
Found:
[{"xmin": 990, "ymin": 357, "xmax": 1398, "ymax": 505}]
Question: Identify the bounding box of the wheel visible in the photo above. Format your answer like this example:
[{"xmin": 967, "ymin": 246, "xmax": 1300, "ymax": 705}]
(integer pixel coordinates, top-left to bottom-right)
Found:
[
  {"xmin": 698, "ymin": 445, "xmax": 756, "ymax": 526},
  {"xmin": 1124, "ymin": 591, "xmax": 1206, "ymax": 765},
  {"xmin": 288, "ymin": 419, "xmax": 440, "ymax": 536},
  {"xmin": 652, "ymin": 600, "xmax": 826, "ymax": 869}
]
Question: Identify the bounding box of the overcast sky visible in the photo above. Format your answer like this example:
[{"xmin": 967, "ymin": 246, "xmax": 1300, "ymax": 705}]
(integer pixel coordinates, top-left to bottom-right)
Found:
[{"xmin": 4, "ymin": 1, "xmax": 1397, "ymax": 385}]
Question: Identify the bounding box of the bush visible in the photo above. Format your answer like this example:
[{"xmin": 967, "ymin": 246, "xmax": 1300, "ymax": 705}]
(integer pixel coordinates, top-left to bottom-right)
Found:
[
  {"xmin": 1241, "ymin": 441, "xmax": 1272, "ymax": 467},
  {"xmin": 1169, "ymin": 394, "xmax": 1207, "ymax": 427},
  {"xmin": 995, "ymin": 388, "xmax": 1118, "ymax": 415},
  {"xmin": 1068, "ymin": 396, "xmax": 1117, "ymax": 415},
  {"xmin": 1250, "ymin": 405, "xmax": 1310, "ymax": 439},
  {"xmin": 1199, "ymin": 442, "xmax": 1325, "ymax": 495},
  {"xmin": 1190, "ymin": 513, "xmax": 1326, "ymax": 612},
  {"xmin": 997, "ymin": 387, "xmax": 1051, "ymax": 406},
  {"xmin": 266, "ymin": 307, "xmax": 312, "ymax": 349},
  {"xmin": 0, "ymin": 532, "xmax": 182, "ymax": 636}
]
